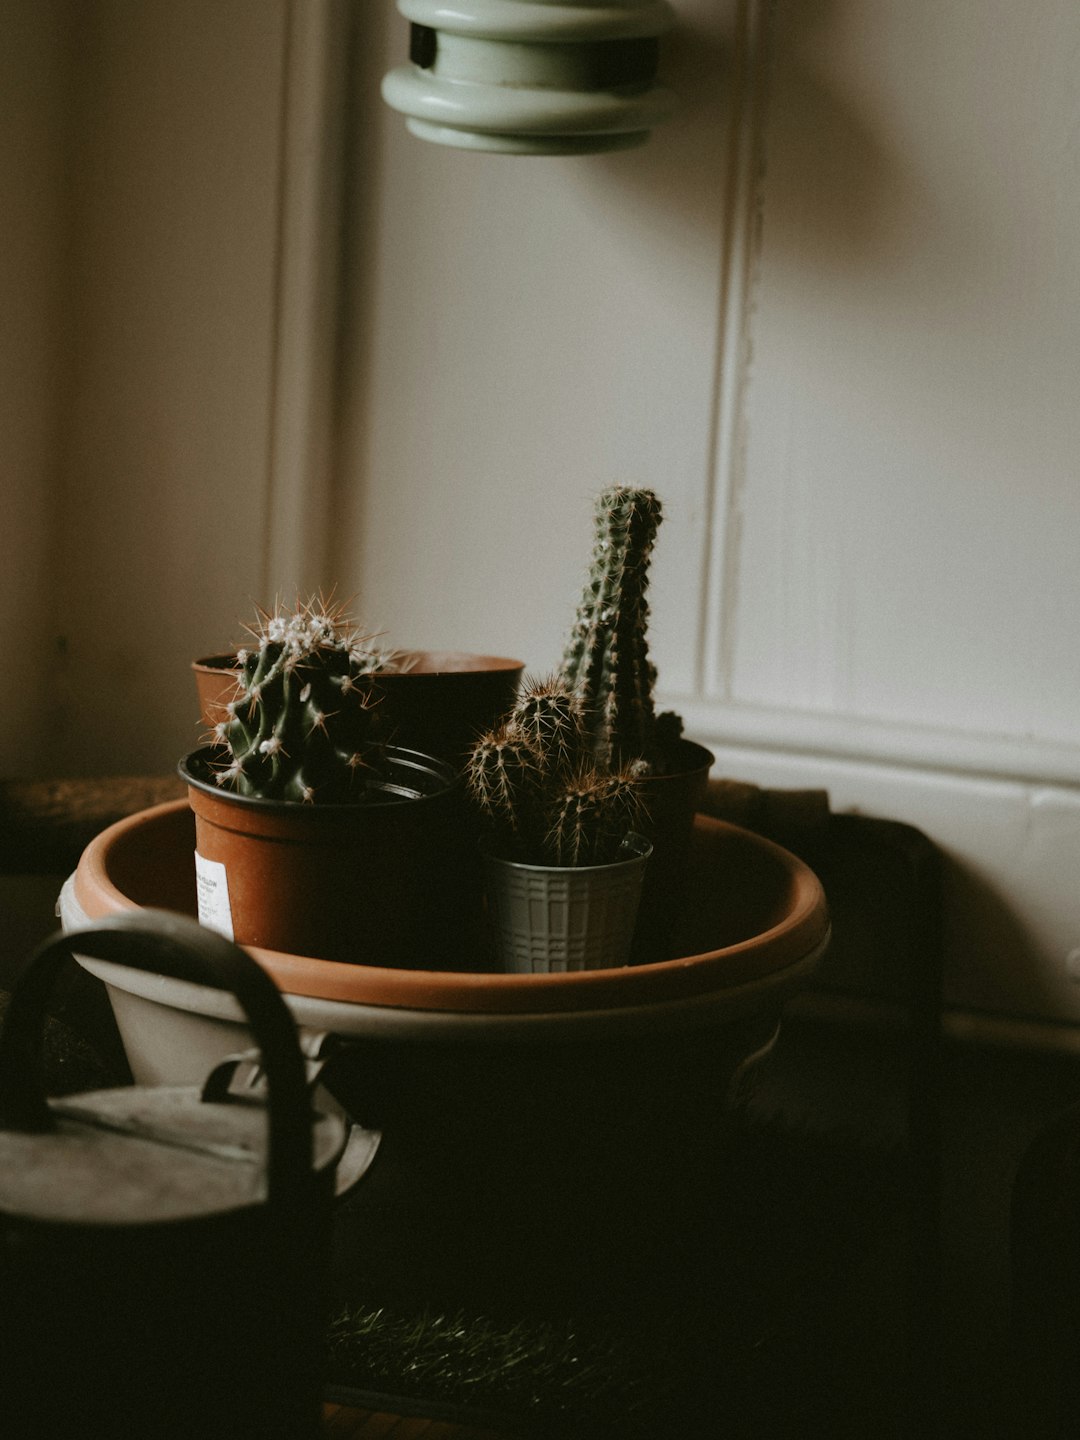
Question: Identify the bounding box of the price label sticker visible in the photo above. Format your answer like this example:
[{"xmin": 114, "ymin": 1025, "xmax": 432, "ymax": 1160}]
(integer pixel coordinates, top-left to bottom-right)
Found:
[{"xmin": 194, "ymin": 852, "xmax": 235, "ymax": 941}]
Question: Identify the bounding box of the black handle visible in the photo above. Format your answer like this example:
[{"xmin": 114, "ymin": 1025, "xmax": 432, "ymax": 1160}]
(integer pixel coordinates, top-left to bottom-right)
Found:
[{"xmin": 0, "ymin": 910, "xmax": 314, "ymax": 1211}]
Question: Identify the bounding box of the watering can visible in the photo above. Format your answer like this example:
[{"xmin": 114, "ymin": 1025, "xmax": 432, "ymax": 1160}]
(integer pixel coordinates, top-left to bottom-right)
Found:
[{"xmin": 0, "ymin": 910, "xmax": 356, "ymax": 1440}]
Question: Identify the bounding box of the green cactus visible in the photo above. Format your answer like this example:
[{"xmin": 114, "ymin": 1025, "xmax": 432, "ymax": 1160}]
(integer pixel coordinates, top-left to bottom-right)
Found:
[
  {"xmin": 545, "ymin": 768, "xmax": 643, "ymax": 868},
  {"xmin": 211, "ymin": 598, "xmax": 390, "ymax": 804},
  {"xmin": 506, "ymin": 674, "xmax": 585, "ymax": 776},
  {"xmin": 466, "ymin": 724, "xmax": 544, "ymax": 848},
  {"xmin": 465, "ymin": 676, "xmax": 644, "ymax": 866},
  {"xmin": 559, "ymin": 486, "xmax": 684, "ymax": 774}
]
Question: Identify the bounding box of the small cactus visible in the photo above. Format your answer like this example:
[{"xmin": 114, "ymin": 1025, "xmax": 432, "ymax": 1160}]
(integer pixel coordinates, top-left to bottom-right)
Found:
[
  {"xmin": 466, "ymin": 676, "xmax": 645, "ymax": 866},
  {"xmin": 507, "ymin": 674, "xmax": 585, "ymax": 776},
  {"xmin": 545, "ymin": 767, "xmax": 643, "ymax": 868},
  {"xmin": 466, "ymin": 725, "xmax": 544, "ymax": 844},
  {"xmin": 559, "ymin": 486, "xmax": 684, "ymax": 774},
  {"xmin": 212, "ymin": 597, "xmax": 391, "ymax": 804}
]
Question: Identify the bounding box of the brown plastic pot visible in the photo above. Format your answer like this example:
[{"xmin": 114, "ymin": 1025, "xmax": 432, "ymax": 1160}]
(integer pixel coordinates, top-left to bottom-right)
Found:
[
  {"xmin": 191, "ymin": 653, "xmax": 240, "ymax": 732},
  {"xmin": 179, "ymin": 746, "xmax": 473, "ymax": 970},
  {"xmin": 192, "ymin": 650, "xmax": 524, "ymax": 763}
]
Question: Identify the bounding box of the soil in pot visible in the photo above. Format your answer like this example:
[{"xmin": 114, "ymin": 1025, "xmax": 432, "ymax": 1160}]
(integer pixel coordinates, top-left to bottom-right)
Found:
[{"xmin": 180, "ymin": 746, "xmax": 479, "ymax": 970}]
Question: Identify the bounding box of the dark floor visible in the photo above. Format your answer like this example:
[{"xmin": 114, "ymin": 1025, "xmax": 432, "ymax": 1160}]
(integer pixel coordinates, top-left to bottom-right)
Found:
[
  {"xmin": 5, "ymin": 797, "xmax": 1080, "ymax": 1438},
  {"xmin": 748, "ymin": 1001, "xmax": 1080, "ymax": 1440}
]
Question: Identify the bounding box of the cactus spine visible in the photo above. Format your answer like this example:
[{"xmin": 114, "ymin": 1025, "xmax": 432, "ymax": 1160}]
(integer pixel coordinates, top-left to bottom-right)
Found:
[
  {"xmin": 466, "ymin": 676, "xmax": 643, "ymax": 866},
  {"xmin": 213, "ymin": 599, "xmax": 390, "ymax": 804},
  {"xmin": 559, "ymin": 486, "xmax": 683, "ymax": 774}
]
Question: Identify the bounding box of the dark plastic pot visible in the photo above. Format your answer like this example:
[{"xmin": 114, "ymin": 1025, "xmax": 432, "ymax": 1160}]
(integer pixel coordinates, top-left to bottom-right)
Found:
[
  {"xmin": 180, "ymin": 746, "xmax": 472, "ymax": 969},
  {"xmin": 632, "ymin": 737, "xmax": 716, "ymax": 961},
  {"xmin": 192, "ymin": 651, "xmax": 524, "ymax": 764},
  {"xmin": 372, "ymin": 650, "xmax": 524, "ymax": 763}
]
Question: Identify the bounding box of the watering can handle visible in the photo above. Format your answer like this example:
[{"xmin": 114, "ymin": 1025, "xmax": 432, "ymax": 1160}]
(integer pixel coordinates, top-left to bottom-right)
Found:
[{"xmin": 0, "ymin": 909, "xmax": 314, "ymax": 1211}]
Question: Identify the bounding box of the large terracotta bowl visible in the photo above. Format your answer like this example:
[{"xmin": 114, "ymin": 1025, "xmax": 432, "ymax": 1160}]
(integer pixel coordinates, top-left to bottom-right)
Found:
[
  {"xmin": 69, "ymin": 800, "xmax": 827, "ymax": 1018},
  {"xmin": 63, "ymin": 801, "xmax": 829, "ymax": 1304}
]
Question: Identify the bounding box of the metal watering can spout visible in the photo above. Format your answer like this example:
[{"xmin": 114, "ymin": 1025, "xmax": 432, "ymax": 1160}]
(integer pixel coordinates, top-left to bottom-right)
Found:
[{"xmin": 0, "ymin": 909, "xmax": 348, "ymax": 1440}]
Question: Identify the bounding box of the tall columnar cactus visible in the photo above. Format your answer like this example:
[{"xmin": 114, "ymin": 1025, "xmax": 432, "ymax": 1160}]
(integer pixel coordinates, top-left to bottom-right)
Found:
[
  {"xmin": 559, "ymin": 486, "xmax": 683, "ymax": 774},
  {"xmin": 212, "ymin": 599, "xmax": 390, "ymax": 804},
  {"xmin": 466, "ymin": 676, "xmax": 644, "ymax": 866}
]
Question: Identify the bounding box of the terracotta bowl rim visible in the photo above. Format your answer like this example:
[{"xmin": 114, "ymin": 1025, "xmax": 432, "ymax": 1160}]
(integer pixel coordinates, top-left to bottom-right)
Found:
[{"xmin": 73, "ymin": 800, "xmax": 829, "ymax": 1013}]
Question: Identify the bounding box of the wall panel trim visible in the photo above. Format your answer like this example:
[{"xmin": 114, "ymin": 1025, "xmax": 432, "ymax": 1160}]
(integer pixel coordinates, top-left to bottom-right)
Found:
[
  {"xmin": 262, "ymin": 0, "xmax": 352, "ymax": 601},
  {"xmin": 701, "ymin": 0, "xmax": 772, "ymax": 699},
  {"xmin": 672, "ymin": 696, "xmax": 1080, "ymax": 789}
]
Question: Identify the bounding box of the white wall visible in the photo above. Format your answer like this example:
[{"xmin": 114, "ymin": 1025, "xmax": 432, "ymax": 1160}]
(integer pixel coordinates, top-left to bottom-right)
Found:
[
  {"xmin": 336, "ymin": 0, "xmax": 1080, "ymax": 1025},
  {"xmin": 1, "ymin": 0, "xmax": 70, "ymax": 777},
  {"xmin": 6, "ymin": 1, "xmax": 1080, "ymax": 1026},
  {"xmin": 3, "ymin": 0, "xmax": 291, "ymax": 779},
  {"xmin": 54, "ymin": 0, "xmax": 291, "ymax": 774},
  {"xmin": 332, "ymin": 0, "xmax": 734, "ymax": 680}
]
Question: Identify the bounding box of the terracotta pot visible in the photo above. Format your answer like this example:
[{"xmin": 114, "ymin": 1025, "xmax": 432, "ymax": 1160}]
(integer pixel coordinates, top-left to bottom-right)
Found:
[
  {"xmin": 192, "ymin": 650, "xmax": 524, "ymax": 763},
  {"xmin": 179, "ymin": 746, "xmax": 471, "ymax": 970},
  {"xmin": 191, "ymin": 653, "xmax": 239, "ymax": 732},
  {"xmin": 65, "ymin": 801, "xmax": 829, "ymax": 1309}
]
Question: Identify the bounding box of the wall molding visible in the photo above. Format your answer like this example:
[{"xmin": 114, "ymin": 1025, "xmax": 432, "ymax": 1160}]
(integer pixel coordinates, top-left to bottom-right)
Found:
[
  {"xmin": 692, "ymin": 727, "xmax": 1080, "ymax": 1028},
  {"xmin": 700, "ymin": 0, "xmax": 772, "ymax": 699},
  {"xmin": 672, "ymin": 695, "xmax": 1080, "ymax": 790},
  {"xmin": 262, "ymin": 0, "xmax": 352, "ymax": 601}
]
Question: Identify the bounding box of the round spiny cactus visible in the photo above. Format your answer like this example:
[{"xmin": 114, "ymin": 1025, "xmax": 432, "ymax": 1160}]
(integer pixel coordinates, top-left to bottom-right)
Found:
[
  {"xmin": 508, "ymin": 674, "xmax": 585, "ymax": 776},
  {"xmin": 545, "ymin": 766, "xmax": 644, "ymax": 868},
  {"xmin": 465, "ymin": 726, "xmax": 542, "ymax": 832},
  {"xmin": 213, "ymin": 596, "xmax": 390, "ymax": 804}
]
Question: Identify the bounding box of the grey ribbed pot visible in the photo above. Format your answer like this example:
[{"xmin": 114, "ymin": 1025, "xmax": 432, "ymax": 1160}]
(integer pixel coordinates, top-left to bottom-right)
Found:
[{"xmin": 484, "ymin": 834, "xmax": 652, "ymax": 973}]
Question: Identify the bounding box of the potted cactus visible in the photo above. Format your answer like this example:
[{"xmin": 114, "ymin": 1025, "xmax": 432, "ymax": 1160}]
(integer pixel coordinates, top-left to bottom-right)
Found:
[
  {"xmin": 467, "ymin": 677, "xmax": 652, "ymax": 973},
  {"xmin": 558, "ymin": 485, "xmax": 715, "ymax": 958},
  {"xmin": 179, "ymin": 598, "xmax": 469, "ymax": 969}
]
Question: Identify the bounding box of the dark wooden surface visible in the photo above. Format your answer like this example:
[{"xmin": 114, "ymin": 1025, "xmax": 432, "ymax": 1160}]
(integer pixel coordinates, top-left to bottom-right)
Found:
[{"xmin": 0, "ymin": 775, "xmax": 185, "ymax": 876}]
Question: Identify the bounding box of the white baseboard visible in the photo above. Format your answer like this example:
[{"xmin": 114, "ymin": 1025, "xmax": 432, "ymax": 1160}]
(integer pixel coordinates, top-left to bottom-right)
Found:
[{"xmin": 687, "ymin": 730, "xmax": 1080, "ymax": 1030}]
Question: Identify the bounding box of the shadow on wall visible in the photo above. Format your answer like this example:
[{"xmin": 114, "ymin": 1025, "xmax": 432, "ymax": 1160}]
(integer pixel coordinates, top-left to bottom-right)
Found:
[
  {"xmin": 558, "ymin": 0, "xmax": 915, "ymax": 280},
  {"xmin": 329, "ymin": 0, "xmax": 392, "ymax": 574},
  {"xmin": 360, "ymin": 1, "xmax": 905, "ymax": 279},
  {"xmin": 546, "ymin": 4, "xmax": 733, "ymax": 277},
  {"xmin": 761, "ymin": 0, "xmax": 912, "ymax": 273},
  {"xmin": 943, "ymin": 856, "xmax": 1069, "ymax": 1023}
]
